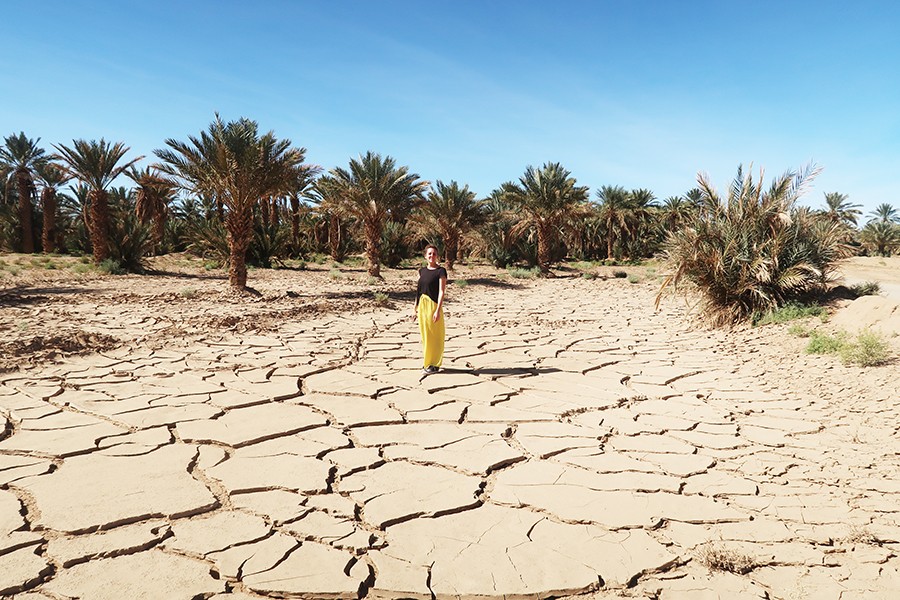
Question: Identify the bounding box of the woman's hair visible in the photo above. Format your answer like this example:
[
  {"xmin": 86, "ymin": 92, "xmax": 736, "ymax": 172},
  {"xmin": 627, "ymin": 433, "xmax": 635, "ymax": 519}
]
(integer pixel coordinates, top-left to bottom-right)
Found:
[{"xmin": 423, "ymin": 244, "xmax": 439, "ymax": 256}]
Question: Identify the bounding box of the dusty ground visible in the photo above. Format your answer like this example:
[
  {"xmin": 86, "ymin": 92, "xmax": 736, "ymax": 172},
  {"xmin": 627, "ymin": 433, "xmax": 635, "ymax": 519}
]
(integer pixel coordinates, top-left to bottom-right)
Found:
[
  {"xmin": 839, "ymin": 256, "xmax": 900, "ymax": 301},
  {"xmin": 0, "ymin": 253, "xmax": 898, "ymax": 599}
]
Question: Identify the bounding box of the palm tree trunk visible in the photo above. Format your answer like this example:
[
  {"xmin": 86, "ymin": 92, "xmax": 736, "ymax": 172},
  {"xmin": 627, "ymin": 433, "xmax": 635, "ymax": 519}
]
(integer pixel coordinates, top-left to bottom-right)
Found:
[
  {"xmin": 89, "ymin": 189, "xmax": 111, "ymax": 263},
  {"xmin": 329, "ymin": 214, "xmax": 343, "ymax": 261},
  {"xmin": 365, "ymin": 217, "xmax": 381, "ymax": 278},
  {"xmin": 17, "ymin": 171, "xmax": 35, "ymax": 253},
  {"xmin": 227, "ymin": 206, "xmax": 253, "ymax": 289},
  {"xmin": 153, "ymin": 213, "xmax": 166, "ymax": 254},
  {"xmin": 444, "ymin": 233, "xmax": 458, "ymax": 271},
  {"xmin": 260, "ymin": 197, "xmax": 271, "ymax": 228},
  {"xmin": 290, "ymin": 195, "xmax": 300, "ymax": 254},
  {"xmin": 606, "ymin": 225, "xmax": 615, "ymax": 261},
  {"xmin": 271, "ymin": 197, "xmax": 279, "ymax": 227},
  {"xmin": 41, "ymin": 187, "xmax": 56, "ymax": 254},
  {"xmin": 537, "ymin": 223, "xmax": 552, "ymax": 275}
]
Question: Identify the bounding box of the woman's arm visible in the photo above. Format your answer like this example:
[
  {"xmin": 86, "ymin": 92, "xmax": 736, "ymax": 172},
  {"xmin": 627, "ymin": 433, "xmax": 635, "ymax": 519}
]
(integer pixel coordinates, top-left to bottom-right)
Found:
[{"xmin": 433, "ymin": 273, "xmax": 447, "ymax": 322}]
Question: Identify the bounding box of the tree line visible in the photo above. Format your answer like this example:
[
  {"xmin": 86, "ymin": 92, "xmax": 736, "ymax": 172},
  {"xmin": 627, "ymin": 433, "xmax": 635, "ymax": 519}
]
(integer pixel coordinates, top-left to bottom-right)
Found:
[{"xmin": 2, "ymin": 116, "xmax": 899, "ymax": 307}]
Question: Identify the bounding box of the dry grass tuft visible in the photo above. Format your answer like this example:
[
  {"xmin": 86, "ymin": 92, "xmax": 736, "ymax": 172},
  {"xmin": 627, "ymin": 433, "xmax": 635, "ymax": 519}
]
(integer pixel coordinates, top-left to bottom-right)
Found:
[
  {"xmin": 844, "ymin": 526, "xmax": 879, "ymax": 545},
  {"xmin": 696, "ymin": 542, "xmax": 758, "ymax": 574}
]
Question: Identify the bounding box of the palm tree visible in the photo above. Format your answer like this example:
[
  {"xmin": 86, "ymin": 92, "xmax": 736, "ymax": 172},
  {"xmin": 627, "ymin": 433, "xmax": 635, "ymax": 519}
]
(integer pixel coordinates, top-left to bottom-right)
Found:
[
  {"xmin": 35, "ymin": 162, "xmax": 71, "ymax": 254},
  {"xmin": 860, "ymin": 221, "xmax": 900, "ymax": 257},
  {"xmin": 413, "ymin": 180, "xmax": 483, "ymax": 270},
  {"xmin": 623, "ymin": 188, "xmax": 659, "ymax": 258},
  {"xmin": 822, "ymin": 192, "xmax": 862, "ymax": 227},
  {"xmin": 658, "ymin": 163, "xmax": 851, "ymax": 325},
  {"xmin": 310, "ymin": 175, "xmax": 352, "ymax": 262},
  {"xmin": 285, "ymin": 164, "xmax": 320, "ymax": 256},
  {"xmin": 53, "ymin": 139, "xmax": 143, "ymax": 264},
  {"xmin": 322, "ymin": 151, "xmax": 427, "ymax": 278},
  {"xmin": 868, "ymin": 203, "xmax": 899, "ymax": 224},
  {"xmin": 1, "ymin": 132, "xmax": 47, "ymax": 253},
  {"xmin": 155, "ymin": 115, "xmax": 306, "ymax": 289},
  {"xmin": 128, "ymin": 166, "xmax": 177, "ymax": 253},
  {"xmin": 480, "ymin": 186, "xmax": 525, "ymax": 267},
  {"xmin": 660, "ymin": 195, "xmax": 696, "ymax": 232},
  {"xmin": 595, "ymin": 185, "xmax": 631, "ymax": 260},
  {"xmin": 503, "ymin": 162, "xmax": 588, "ymax": 275}
]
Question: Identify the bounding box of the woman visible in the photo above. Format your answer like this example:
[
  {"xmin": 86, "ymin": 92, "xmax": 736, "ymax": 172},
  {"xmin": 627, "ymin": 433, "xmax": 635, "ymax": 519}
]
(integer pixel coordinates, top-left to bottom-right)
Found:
[{"xmin": 414, "ymin": 245, "xmax": 447, "ymax": 374}]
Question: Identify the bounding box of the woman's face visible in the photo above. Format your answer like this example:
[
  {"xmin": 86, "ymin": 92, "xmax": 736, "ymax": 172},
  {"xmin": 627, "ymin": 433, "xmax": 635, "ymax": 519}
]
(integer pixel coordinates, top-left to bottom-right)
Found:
[{"xmin": 425, "ymin": 247, "xmax": 438, "ymax": 264}]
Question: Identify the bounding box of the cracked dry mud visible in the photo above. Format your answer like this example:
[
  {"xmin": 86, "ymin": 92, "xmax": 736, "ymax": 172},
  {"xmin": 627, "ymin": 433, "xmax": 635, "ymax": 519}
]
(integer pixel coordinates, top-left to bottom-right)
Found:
[{"xmin": 2, "ymin": 274, "xmax": 899, "ymax": 599}]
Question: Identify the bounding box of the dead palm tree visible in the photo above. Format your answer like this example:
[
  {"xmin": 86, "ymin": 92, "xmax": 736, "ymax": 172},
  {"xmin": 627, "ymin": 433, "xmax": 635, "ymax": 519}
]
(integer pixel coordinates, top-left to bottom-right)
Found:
[
  {"xmin": 413, "ymin": 180, "xmax": 484, "ymax": 270},
  {"xmin": 35, "ymin": 162, "xmax": 71, "ymax": 253},
  {"xmin": 1, "ymin": 132, "xmax": 47, "ymax": 253},
  {"xmin": 503, "ymin": 162, "xmax": 589, "ymax": 275},
  {"xmin": 155, "ymin": 115, "xmax": 306, "ymax": 289},
  {"xmin": 53, "ymin": 139, "xmax": 143, "ymax": 263},
  {"xmin": 323, "ymin": 151, "xmax": 427, "ymax": 278}
]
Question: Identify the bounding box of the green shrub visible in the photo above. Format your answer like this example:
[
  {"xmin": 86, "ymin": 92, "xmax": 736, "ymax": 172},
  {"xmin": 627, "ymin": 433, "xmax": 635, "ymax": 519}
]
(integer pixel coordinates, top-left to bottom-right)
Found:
[
  {"xmin": 658, "ymin": 165, "xmax": 852, "ymax": 326},
  {"xmin": 612, "ymin": 270, "xmax": 627, "ymax": 278},
  {"xmin": 582, "ymin": 272, "xmax": 595, "ymax": 280},
  {"xmin": 840, "ymin": 328, "xmax": 892, "ymax": 367},
  {"xmin": 329, "ymin": 268, "xmax": 343, "ymax": 280},
  {"xmin": 806, "ymin": 330, "xmax": 847, "ymax": 355},
  {"xmin": 508, "ymin": 266, "xmax": 539, "ymax": 279},
  {"xmin": 804, "ymin": 328, "xmax": 892, "ymax": 367},
  {"xmin": 185, "ymin": 218, "xmax": 229, "ymax": 263},
  {"xmin": 248, "ymin": 210, "xmax": 290, "ymax": 268},
  {"xmin": 98, "ymin": 259, "xmax": 126, "ymax": 275},
  {"xmin": 380, "ymin": 221, "xmax": 411, "ymax": 268},
  {"xmin": 454, "ymin": 279, "xmax": 469, "ymax": 287},
  {"xmin": 787, "ymin": 323, "xmax": 812, "ymax": 337},
  {"xmin": 72, "ymin": 263, "xmax": 93, "ymax": 274},
  {"xmin": 107, "ymin": 212, "xmax": 153, "ymax": 273},
  {"xmin": 627, "ymin": 274, "xmax": 641, "ymax": 284},
  {"xmin": 373, "ymin": 291, "xmax": 390, "ymax": 307},
  {"xmin": 849, "ymin": 281, "xmax": 881, "ymax": 297},
  {"xmin": 179, "ymin": 287, "xmax": 197, "ymax": 298},
  {"xmin": 203, "ymin": 260, "xmax": 221, "ymax": 271},
  {"xmin": 754, "ymin": 302, "xmax": 824, "ymax": 326}
]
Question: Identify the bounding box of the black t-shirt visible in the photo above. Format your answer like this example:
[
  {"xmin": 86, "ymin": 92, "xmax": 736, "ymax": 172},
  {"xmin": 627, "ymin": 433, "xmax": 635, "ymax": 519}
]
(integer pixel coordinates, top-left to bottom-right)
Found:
[{"xmin": 416, "ymin": 267, "xmax": 447, "ymax": 305}]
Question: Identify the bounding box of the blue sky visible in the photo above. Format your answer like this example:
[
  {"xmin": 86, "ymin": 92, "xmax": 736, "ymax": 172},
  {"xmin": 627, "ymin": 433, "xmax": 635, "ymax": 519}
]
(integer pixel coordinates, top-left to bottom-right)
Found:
[{"xmin": 2, "ymin": 1, "xmax": 898, "ymax": 214}]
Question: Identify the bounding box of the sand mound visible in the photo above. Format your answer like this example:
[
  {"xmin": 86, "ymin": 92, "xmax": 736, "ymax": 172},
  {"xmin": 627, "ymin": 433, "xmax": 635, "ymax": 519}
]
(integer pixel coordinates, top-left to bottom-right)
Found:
[{"xmin": 830, "ymin": 295, "xmax": 900, "ymax": 337}]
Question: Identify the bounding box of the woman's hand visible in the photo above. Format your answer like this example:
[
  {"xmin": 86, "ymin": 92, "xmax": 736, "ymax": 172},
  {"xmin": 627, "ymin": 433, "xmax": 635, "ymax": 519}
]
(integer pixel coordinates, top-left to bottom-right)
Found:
[{"xmin": 432, "ymin": 308, "xmax": 441, "ymax": 323}]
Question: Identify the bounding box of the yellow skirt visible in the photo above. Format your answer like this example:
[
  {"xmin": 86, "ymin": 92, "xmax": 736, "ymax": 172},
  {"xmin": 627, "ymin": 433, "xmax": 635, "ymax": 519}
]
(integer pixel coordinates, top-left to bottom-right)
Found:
[{"xmin": 417, "ymin": 294, "xmax": 444, "ymax": 368}]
